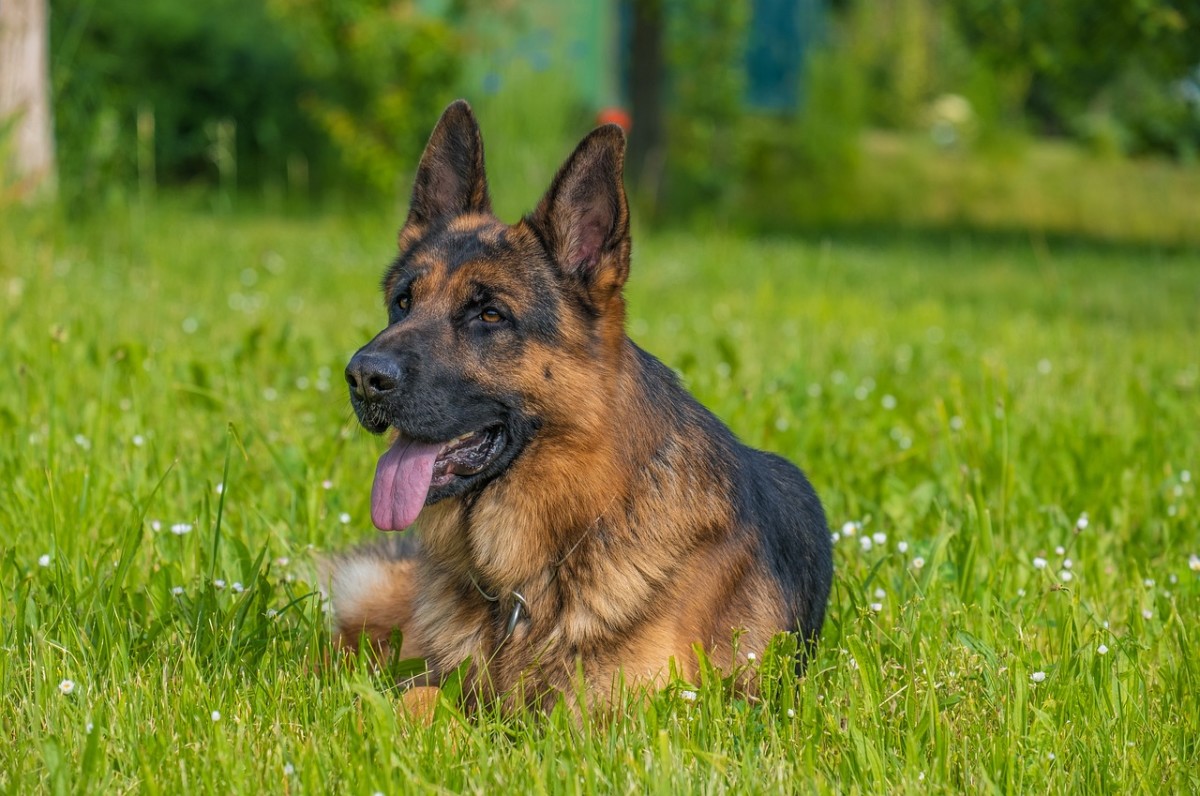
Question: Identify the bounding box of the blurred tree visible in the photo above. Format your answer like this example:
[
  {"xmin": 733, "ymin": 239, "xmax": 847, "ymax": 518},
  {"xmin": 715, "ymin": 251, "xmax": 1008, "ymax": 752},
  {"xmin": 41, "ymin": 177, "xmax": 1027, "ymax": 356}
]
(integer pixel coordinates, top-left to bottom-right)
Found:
[
  {"xmin": 948, "ymin": 0, "xmax": 1200, "ymax": 133},
  {"xmin": 269, "ymin": 0, "xmax": 471, "ymax": 195},
  {"xmin": 1, "ymin": 0, "xmax": 56, "ymax": 199}
]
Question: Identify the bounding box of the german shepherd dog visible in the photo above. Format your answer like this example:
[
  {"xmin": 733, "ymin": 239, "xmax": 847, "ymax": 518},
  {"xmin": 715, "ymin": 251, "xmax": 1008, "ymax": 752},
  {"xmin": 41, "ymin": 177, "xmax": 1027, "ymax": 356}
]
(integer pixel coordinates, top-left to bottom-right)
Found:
[{"xmin": 332, "ymin": 100, "xmax": 832, "ymax": 710}]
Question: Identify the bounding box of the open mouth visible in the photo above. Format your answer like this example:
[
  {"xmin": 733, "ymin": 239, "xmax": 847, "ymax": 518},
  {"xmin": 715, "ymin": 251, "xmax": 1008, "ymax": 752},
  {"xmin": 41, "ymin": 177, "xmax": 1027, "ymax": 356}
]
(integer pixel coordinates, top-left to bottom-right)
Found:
[{"xmin": 370, "ymin": 425, "xmax": 506, "ymax": 531}]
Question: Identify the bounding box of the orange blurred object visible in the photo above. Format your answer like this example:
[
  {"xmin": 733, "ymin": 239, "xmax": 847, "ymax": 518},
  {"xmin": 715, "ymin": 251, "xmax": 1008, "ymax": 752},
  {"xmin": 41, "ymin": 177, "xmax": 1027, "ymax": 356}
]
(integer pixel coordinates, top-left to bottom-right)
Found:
[{"xmin": 596, "ymin": 107, "xmax": 632, "ymax": 132}]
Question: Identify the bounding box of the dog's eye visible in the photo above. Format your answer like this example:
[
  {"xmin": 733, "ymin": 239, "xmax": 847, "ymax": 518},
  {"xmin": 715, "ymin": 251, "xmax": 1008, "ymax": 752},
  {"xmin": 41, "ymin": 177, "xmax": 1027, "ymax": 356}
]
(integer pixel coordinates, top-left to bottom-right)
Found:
[
  {"xmin": 479, "ymin": 308, "xmax": 503, "ymax": 324},
  {"xmin": 395, "ymin": 293, "xmax": 411, "ymax": 312}
]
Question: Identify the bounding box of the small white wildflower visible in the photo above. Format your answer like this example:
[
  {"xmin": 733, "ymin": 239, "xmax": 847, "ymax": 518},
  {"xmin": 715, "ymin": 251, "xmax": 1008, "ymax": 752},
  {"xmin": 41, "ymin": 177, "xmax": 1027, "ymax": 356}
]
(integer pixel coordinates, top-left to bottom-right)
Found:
[
  {"xmin": 1048, "ymin": 752, "xmax": 1056, "ymax": 761},
  {"xmin": 150, "ymin": 520, "xmax": 162, "ymax": 532},
  {"xmin": 1144, "ymin": 578, "xmax": 1155, "ymax": 588},
  {"xmin": 1126, "ymin": 741, "xmax": 1135, "ymax": 748},
  {"xmin": 231, "ymin": 582, "xmax": 244, "ymax": 593},
  {"xmin": 262, "ymin": 388, "xmax": 278, "ymax": 402},
  {"xmin": 786, "ymin": 708, "xmax": 795, "ymax": 718},
  {"xmin": 1037, "ymin": 358, "xmax": 1052, "ymax": 374},
  {"xmin": 1059, "ymin": 570, "xmax": 1073, "ymax": 582},
  {"xmin": 321, "ymin": 479, "xmax": 334, "ymax": 490},
  {"xmin": 872, "ymin": 531, "xmax": 887, "ymax": 545},
  {"xmin": 1188, "ymin": 553, "xmax": 1200, "ymax": 572},
  {"xmin": 870, "ymin": 602, "xmax": 883, "ymax": 612},
  {"xmin": 1062, "ymin": 558, "xmax": 1073, "ymax": 570},
  {"xmin": 897, "ymin": 541, "xmax": 909, "ymax": 554},
  {"xmin": 283, "ymin": 763, "xmax": 295, "ymax": 776},
  {"xmin": 170, "ymin": 523, "xmax": 193, "ymax": 536},
  {"xmin": 171, "ymin": 586, "xmax": 184, "ymax": 596},
  {"xmin": 266, "ymin": 608, "xmax": 278, "ymax": 618},
  {"xmin": 338, "ymin": 512, "xmax": 351, "ymax": 525},
  {"xmin": 1142, "ymin": 609, "xmax": 1153, "ymax": 620},
  {"xmin": 1017, "ymin": 588, "xmax": 1026, "ymax": 597},
  {"xmin": 1033, "ymin": 557, "xmax": 1048, "ymax": 570},
  {"xmin": 1031, "ymin": 671, "xmax": 1046, "ymax": 683},
  {"xmin": 859, "ymin": 536, "xmax": 873, "ymax": 552},
  {"xmin": 1097, "ymin": 644, "xmax": 1109, "ymax": 655},
  {"xmin": 1075, "ymin": 513, "xmax": 1089, "ymax": 531},
  {"xmin": 211, "ymin": 710, "xmax": 221, "ymax": 722},
  {"xmin": 215, "ymin": 483, "xmax": 224, "ymax": 495},
  {"xmin": 132, "ymin": 434, "xmax": 146, "ymax": 447},
  {"xmin": 85, "ymin": 722, "xmax": 94, "ymax": 733},
  {"xmin": 679, "ymin": 690, "xmax": 697, "ymax": 702},
  {"xmin": 58, "ymin": 679, "xmax": 75, "ymax": 695},
  {"xmin": 1102, "ymin": 620, "xmax": 1110, "ymax": 629},
  {"xmin": 830, "ymin": 532, "xmax": 840, "ymax": 543},
  {"xmin": 949, "ymin": 415, "xmax": 964, "ymax": 431},
  {"xmin": 911, "ymin": 557, "xmax": 925, "ymax": 569},
  {"xmin": 38, "ymin": 554, "xmax": 51, "ymax": 567},
  {"xmin": 275, "ymin": 557, "xmax": 290, "ymax": 567},
  {"xmin": 1181, "ymin": 470, "xmax": 1191, "ymax": 483},
  {"xmin": 918, "ymin": 772, "xmax": 925, "ymax": 782},
  {"xmin": 841, "ymin": 521, "xmax": 858, "ymax": 537},
  {"xmin": 746, "ymin": 652, "xmax": 757, "ymax": 662},
  {"xmin": 182, "ymin": 317, "xmax": 199, "ymax": 334},
  {"xmin": 213, "ymin": 579, "xmax": 226, "ymax": 590},
  {"xmin": 1055, "ymin": 545, "xmax": 1066, "ymax": 556},
  {"xmin": 881, "ymin": 394, "xmax": 897, "ymax": 410},
  {"xmin": 1169, "ymin": 574, "xmax": 1178, "ymax": 585}
]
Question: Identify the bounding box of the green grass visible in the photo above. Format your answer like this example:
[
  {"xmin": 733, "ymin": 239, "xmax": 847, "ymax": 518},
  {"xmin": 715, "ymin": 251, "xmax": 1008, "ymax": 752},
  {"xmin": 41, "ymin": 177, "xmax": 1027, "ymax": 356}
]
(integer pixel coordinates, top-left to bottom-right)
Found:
[{"xmin": 1, "ymin": 198, "xmax": 1198, "ymax": 794}]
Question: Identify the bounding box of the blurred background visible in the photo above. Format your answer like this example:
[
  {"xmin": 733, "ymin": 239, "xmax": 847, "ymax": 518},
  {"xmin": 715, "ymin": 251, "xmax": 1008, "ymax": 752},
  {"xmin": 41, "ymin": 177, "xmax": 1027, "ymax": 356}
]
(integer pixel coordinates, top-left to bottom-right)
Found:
[{"xmin": 3, "ymin": 0, "xmax": 1199, "ymax": 243}]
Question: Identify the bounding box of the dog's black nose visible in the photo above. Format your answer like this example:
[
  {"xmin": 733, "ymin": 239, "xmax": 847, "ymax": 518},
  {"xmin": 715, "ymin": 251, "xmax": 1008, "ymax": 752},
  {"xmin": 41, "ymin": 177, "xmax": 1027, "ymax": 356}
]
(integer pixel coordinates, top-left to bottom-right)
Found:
[{"xmin": 345, "ymin": 353, "xmax": 404, "ymax": 402}]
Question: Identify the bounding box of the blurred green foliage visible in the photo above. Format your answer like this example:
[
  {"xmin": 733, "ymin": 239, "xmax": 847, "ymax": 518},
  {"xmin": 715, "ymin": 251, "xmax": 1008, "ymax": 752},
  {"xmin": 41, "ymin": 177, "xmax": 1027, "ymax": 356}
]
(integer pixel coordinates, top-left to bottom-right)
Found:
[{"xmin": 49, "ymin": 0, "xmax": 469, "ymax": 204}]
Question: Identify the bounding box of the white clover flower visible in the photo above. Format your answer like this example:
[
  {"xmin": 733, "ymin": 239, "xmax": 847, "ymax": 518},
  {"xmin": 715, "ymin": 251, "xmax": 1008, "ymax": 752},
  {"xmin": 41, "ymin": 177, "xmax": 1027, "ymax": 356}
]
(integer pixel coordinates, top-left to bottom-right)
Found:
[
  {"xmin": 132, "ymin": 434, "xmax": 145, "ymax": 447},
  {"xmin": 170, "ymin": 523, "xmax": 193, "ymax": 535},
  {"xmin": 897, "ymin": 541, "xmax": 909, "ymax": 554},
  {"xmin": 841, "ymin": 521, "xmax": 858, "ymax": 537},
  {"xmin": 1097, "ymin": 644, "xmax": 1109, "ymax": 655},
  {"xmin": 58, "ymin": 679, "xmax": 75, "ymax": 695},
  {"xmin": 1059, "ymin": 570, "xmax": 1073, "ymax": 582},
  {"xmin": 171, "ymin": 586, "xmax": 184, "ymax": 596},
  {"xmin": 873, "ymin": 587, "xmax": 886, "ymax": 599},
  {"xmin": 786, "ymin": 708, "xmax": 795, "ymax": 718},
  {"xmin": 1054, "ymin": 546, "xmax": 1065, "ymax": 556},
  {"xmin": 911, "ymin": 557, "xmax": 925, "ymax": 570},
  {"xmin": 231, "ymin": 582, "xmax": 245, "ymax": 593},
  {"xmin": 869, "ymin": 602, "xmax": 883, "ymax": 612},
  {"xmin": 213, "ymin": 580, "xmax": 226, "ymax": 590},
  {"xmin": 338, "ymin": 512, "xmax": 351, "ymax": 525},
  {"xmin": 38, "ymin": 554, "xmax": 51, "ymax": 567},
  {"xmin": 872, "ymin": 532, "xmax": 887, "ymax": 545},
  {"xmin": 1062, "ymin": 559, "xmax": 1073, "ymax": 570},
  {"xmin": 1033, "ymin": 557, "xmax": 1048, "ymax": 570},
  {"xmin": 1076, "ymin": 513, "xmax": 1089, "ymax": 531},
  {"xmin": 746, "ymin": 652, "xmax": 757, "ymax": 662},
  {"xmin": 283, "ymin": 763, "xmax": 295, "ymax": 776},
  {"xmin": 1030, "ymin": 671, "xmax": 1046, "ymax": 683},
  {"xmin": 211, "ymin": 710, "xmax": 221, "ymax": 722},
  {"xmin": 679, "ymin": 690, "xmax": 697, "ymax": 702},
  {"xmin": 859, "ymin": 536, "xmax": 873, "ymax": 552}
]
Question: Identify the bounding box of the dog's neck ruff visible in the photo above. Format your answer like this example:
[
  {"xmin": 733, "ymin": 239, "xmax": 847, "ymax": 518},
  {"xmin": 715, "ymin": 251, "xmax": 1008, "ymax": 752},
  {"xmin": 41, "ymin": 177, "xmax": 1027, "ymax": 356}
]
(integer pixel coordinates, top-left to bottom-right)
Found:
[{"xmin": 466, "ymin": 491, "xmax": 621, "ymax": 643}]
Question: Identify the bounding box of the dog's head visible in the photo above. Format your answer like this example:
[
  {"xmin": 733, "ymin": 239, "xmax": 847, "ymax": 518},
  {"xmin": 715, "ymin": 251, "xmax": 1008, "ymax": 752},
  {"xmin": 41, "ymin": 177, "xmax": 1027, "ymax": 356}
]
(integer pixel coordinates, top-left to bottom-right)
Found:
[{"xmin": 346, "ymin": 100, "xmax": 631, "ymax": 531}]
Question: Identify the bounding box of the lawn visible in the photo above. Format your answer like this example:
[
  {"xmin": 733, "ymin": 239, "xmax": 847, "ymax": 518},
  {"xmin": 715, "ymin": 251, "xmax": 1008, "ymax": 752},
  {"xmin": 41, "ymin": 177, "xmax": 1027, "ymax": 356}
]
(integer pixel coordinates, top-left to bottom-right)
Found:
[{"xmin": 1, "ymin": 198, "xmax": 1198, "ymax": 793}]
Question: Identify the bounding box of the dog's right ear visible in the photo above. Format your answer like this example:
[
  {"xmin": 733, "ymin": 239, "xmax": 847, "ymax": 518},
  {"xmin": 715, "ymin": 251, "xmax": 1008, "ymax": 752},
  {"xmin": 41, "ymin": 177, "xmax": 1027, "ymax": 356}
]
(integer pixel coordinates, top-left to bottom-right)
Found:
[{"xmin": 403, "ymin": 100, "xmax": 491, "ymax": 235}]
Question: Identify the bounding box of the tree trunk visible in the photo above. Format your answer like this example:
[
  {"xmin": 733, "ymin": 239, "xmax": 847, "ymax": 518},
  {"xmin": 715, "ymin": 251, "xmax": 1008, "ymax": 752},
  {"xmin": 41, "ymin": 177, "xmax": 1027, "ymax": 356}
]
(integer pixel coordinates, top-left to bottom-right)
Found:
[{"xmin": 0, "ymin": 0, "xmax": 56, "ymax": 199}]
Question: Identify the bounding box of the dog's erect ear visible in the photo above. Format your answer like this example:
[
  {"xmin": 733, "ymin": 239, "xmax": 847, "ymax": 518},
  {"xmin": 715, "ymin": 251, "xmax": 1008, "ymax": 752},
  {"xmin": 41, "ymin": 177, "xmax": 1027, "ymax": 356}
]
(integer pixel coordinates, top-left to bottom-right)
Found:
[
  {"xmin": 404, "ymin": 100, "xmax": 491, "ymax": 230},
  {"xmin": 528, "ymin": 125, "xmax": 630, "ymax": 300}
]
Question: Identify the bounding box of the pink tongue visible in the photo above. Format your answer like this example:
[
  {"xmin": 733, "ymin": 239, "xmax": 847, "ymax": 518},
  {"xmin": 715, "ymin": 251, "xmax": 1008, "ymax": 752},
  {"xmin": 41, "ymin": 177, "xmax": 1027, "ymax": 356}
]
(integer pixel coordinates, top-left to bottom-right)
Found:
[{"xmin": 370, "ymin": 435, "xmax": 443, "ymax": 531}]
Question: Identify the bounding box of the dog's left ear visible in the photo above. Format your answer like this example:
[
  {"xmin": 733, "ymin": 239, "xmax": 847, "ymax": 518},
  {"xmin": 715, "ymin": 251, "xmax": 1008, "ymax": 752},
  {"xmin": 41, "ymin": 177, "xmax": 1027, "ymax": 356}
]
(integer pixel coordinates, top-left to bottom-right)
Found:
[{"xmin": 528, "ymin": 125, "xmax": 630, "ymax": 301}]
